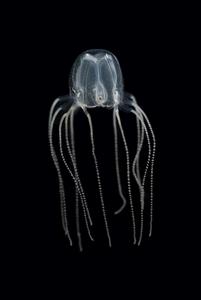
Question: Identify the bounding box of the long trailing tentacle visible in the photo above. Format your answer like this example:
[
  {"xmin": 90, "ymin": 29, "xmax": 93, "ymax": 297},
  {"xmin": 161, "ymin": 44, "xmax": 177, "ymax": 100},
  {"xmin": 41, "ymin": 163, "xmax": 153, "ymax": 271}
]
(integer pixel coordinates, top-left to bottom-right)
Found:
[
  {"xmin": 48, "ymin": 101, "xmax": 72, "ymax": 246},
  {"xmin": 59, "ymin": 109, "xmax": 94, "ymax": 243},
  {"xmin": 83, "ymin": 108, "xmax": 112, "ymax": 248},
  {"xmin": 133, "ymin": 110, "xmax": 146, "ymax": 245},
  {"xmin": 115, "ymin": 109, "xmax": 137, "ymax": 245},
  {"xmin": 132, "ymin": 106, "xmax": 152, "ymax": 189},
  {"xmin": 67, "ymin": 109, "xmax": 93, "ymax": 226},
  {"xmin": 123, "ymin": 95, "xmax": 152, "ymax": 188},
  {"xmin": 130, "ymin": 108, "xmax": 148, "ymax": 246},
  {"xmin": 135, "ymin": 112, "xmax": 144, "ymax": 184},
  {"xmin": 132, "ymin": 101, "xmax": 156, "ymax": 237},
  {"xmin": 113, "ymin": 108, "xmax": 127, "ymax": 215},
  {"xmin": 69, "ymin": 108, "xmax": 82, "ymax": 251},
  {"xmin": 128, "ymin": 95, "xmax": 156, "ymax": 239}
]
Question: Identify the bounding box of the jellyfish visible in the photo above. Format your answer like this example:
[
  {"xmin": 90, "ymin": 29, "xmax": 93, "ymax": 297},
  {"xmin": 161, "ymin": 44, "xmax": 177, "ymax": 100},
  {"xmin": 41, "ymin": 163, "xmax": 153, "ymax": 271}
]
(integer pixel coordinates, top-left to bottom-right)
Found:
[{"xmin": 48, "ymin": 49, "xmax": 156, "ymax": 252}]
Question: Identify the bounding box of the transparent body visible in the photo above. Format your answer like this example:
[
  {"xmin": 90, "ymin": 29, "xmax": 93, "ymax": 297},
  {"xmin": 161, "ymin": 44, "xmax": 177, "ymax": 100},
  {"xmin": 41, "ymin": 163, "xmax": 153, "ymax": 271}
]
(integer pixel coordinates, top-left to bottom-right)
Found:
[
  {"xmin": 69, "ymin": 49, "xmax": 123, "ymax": 108},
  {"xmin": 48, "ymin": 49, "xmax": 156, "ymax": 252}
]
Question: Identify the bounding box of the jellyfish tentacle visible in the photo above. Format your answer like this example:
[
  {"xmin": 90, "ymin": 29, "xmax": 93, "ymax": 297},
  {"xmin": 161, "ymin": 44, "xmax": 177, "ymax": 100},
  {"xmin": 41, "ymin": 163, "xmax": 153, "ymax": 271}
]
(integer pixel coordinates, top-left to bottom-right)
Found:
[
  {"xmin": 83, "ymin": 108, "xmax": 112, "ymax": 248},
  {"xmin": 75, "ymin": 183, "xmax": 83, "ymax": 252},
  {"xmin": 135, "ymin": 113, "xmax": 144, "ymax": 184},
  {"xmin": 132, "ymin": 102, "xmax": 156, "ymax": 237},
  {"xmin": 132, "ymin": 109, "xmax": 146, "ymax": 246},
  {"xmin": 131, "ymin": 109, "xmax": 151, "ymax": 246},
  {"xmin": 48, "ymin": 105, "xmax": 72, "ymax": 246},
  {"xmin": 130, "ymin": 108, "xmax": 148, "ymax": 246},
  {"xmin": 122, "ymin": 95, "xmax": 151, "ymax": 187},
  {"xmin": 69, "ymin": 109, "xmax": 83, "ymax": 251},
  {"xmin": 113, "ymin": 108, "xmax": 127, "ymax": 215},
  {"xmin": 65, "ymin": 107, "xmax": 93, "ymax": 226},
  {"xmin": 129, "ymin": 97, "xmax": 156, "ymax": 240},
  {"xmin": 115, "ymin": 109, "xmax": 137, "ymax": 245},
  {"xmin": 132, "ymin": 109, "xmax": 152, "ymax": 192},
  {"xmin": 123, "ymin": 95, "xmax": 155, "ymax": 243},
  {"xmin": 49, "ymin": 96, "xmax": 74, "ymax": 122},
  {"xmin": 119, "ymin": 97, "xmax": 147, "ymax": 245},
  {"xmin": 132, "ymin": 102, "xmax": 152, "ymax": 188},
  {"xmin": 59, "ymin": 111, "xmax": 94, "ymax": 242},
  {"xmin": 49, "ymin": 98, "xmax": 60, "ymax": 121}
]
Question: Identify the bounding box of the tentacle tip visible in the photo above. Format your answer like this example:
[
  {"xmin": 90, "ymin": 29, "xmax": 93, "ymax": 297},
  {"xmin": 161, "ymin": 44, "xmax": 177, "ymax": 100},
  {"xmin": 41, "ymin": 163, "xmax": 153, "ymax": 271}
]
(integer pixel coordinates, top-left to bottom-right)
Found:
[
  {"xmin": 88, "ymin": 233, "xmax": 95, "ymax": 241},
  {"xmin": 64, "ymin": 232, "xmax": 73, "ymax": 246},
  {"xmin": 114, "ymin": 203, "xmax": 126, "ymax": 215}
]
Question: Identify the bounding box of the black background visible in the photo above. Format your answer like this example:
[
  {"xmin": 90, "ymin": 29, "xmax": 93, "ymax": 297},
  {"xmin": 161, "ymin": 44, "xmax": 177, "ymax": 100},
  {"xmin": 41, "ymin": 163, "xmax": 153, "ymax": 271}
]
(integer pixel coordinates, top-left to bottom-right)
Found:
[{"xmin": 4, "ymin": 2, "xmax": 198, "ymax": 297}]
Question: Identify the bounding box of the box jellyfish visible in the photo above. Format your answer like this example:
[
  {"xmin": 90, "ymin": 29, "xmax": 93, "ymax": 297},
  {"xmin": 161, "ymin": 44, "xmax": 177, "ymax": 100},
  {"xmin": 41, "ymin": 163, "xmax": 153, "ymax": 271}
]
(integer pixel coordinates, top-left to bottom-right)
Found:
[{"xmin": 48, "ymin": 49, "xmax": 156, "ymax": 251}]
